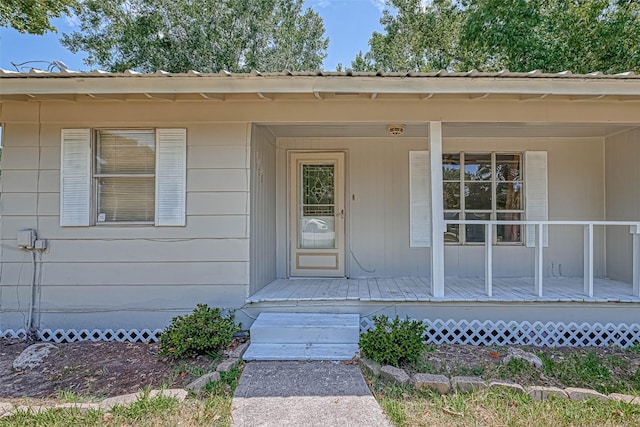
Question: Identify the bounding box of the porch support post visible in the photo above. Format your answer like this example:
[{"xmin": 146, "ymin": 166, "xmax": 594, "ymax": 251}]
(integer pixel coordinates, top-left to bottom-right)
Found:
[
  {"xmin": 429, "ymin": 121, "xmax": 445, "ymax": 298},
  {"xmin": 534, "ymin": 224, "xmax": 544, "ymax": 297},
  {"xmin": 632, "ymin": 225, "xmax": 640, "ymax": 297},
  {"xmin": 583, "ymin": 224, "xmax": 594, "ymax": 297}
]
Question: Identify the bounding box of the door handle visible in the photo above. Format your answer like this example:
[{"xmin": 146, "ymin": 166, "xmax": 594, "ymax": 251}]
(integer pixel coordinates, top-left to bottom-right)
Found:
[{"xmin": 337, "ymin": 209, "xmax": 344, "ymax": 219}]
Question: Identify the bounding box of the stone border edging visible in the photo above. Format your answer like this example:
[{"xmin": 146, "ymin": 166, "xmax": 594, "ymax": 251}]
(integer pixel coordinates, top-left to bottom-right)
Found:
[
  {"xmin": 360, "ymin": 358, "xmax": 640, "ymax": 404},
  {"xmin": 0, "ymin": 340, "xmax": 251, "ymax": 420},
  {"xmin": 0, "ymin": 389, "xmax": 188, "ymax": 419}
]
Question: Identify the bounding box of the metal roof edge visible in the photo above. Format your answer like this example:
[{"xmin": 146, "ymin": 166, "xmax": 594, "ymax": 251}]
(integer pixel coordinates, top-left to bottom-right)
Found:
[{"xmin": 1, "ymin": 69, "xmax": 639, "ymax": 79}]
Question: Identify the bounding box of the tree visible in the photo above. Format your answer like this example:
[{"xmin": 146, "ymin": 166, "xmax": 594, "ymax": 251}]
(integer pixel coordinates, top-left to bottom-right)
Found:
[
  {"xmin": 352, "ymin": 0, "xmax": 467, "ymax": 72},
  {"xmin": 354, "ymin": 0, "xmax": 640, "ymax": 73},
  {"xmin": 461, "ymin": 0, "xmax": 640, "ymax": 74},
  {"xmin": 61, "ymin": 0, "xmax": 329, "ymax": 73},
  {"xmin": 0, "ymin": 0, "xmax": 78, "ymax": 34}
]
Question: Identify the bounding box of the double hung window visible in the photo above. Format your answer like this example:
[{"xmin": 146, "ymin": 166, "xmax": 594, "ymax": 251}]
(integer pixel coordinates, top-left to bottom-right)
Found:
[
  {"xmin": 94, "ymin": 130, "xmax": 156, "ymax": 223},
  {"xmin": 443, "ymin": 152, "xmax": 524, "ymax": 244},
  {"xmin": 60, "ymin": 128, "xmax": 186, "ymax": 227}
]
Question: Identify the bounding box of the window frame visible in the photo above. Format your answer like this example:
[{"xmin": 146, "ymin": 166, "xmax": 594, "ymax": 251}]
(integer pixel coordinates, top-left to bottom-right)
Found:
[
  {"xmin": 92, "ymin": 128, "xmax": 157, "ymax": 226},
  {"xmin": 443, "ymin": 151, "xmax": 525, "ymax": 245}
]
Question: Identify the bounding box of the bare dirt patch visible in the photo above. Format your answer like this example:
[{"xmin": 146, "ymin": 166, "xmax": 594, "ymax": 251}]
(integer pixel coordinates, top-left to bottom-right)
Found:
[
  {"xmin": 0, "ymin": 338, "xmax": 215, "ymax": 399},
  {"xmin": 2, "ymin": 338, "xmax": 639, "ymax": 400}
]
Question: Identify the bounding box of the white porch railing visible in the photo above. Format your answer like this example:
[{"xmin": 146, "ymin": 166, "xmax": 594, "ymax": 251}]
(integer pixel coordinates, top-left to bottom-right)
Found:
[{"xmin": 443, "ymin": 220, "xmax": 640, "ymax": 298}]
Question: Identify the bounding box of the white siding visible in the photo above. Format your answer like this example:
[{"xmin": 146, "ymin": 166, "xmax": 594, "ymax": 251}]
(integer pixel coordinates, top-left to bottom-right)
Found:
[
  {"xmin": 0, "ymin": 121, "xmax": 251, "ymax": 330},
  {"xmin": 273, "ymin": 136, "xmax": 605, "ymax": 279},
  {"xmin": 605, "ymin": 128, "xmax": 640, "ymax": 283},
  {"xmin": 276, "ymin": 137, "xmax": 431, "ymax": 278}
]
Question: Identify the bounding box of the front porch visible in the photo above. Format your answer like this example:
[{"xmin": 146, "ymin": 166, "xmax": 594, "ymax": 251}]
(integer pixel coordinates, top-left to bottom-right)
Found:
[{"xmin": 247, "ymin": 276, "xmax": 640, "ymax": 304}]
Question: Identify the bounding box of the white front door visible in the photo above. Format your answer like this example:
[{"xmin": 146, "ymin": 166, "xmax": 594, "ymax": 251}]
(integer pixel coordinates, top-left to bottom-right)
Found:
[{"xmin": 289, "ymin": 152, "xmax": 345, "ymax": 277}]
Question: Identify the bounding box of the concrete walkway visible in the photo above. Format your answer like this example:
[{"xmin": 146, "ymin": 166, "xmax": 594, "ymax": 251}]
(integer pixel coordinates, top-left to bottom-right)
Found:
[{"xmin": 231, "ymin": 361, "xmax": 392, "ymax": 427}]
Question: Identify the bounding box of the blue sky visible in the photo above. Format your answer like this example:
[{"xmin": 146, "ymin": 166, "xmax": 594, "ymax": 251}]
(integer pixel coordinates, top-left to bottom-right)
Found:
[{"xmin": 0, "ymin": 0, "xmax": 385, "ymax": 72}]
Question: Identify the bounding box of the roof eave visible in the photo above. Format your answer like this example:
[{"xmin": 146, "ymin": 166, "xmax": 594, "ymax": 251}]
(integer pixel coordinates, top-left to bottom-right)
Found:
[{"xmin": 2, "ymin": 75, "xmax": 640, "ymax": 99}]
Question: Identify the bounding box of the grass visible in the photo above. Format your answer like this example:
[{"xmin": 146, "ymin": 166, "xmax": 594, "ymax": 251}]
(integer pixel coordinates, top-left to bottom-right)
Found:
[
  {"xmin": 366, "ymin": 343, "xmax": 640, "ymax": 426},
  {"xmin": 0, "ymin": 366, "xmax": 243, "ymax": 427},
  {"xmin": 407, "ymin": 345, "xmax": 640, "ymax": 396},
  {"xmin": 627, "ymin": 343, "xmax": 640, "ymax": 354},
  {"xmin": 367, "ymin": 374, "xmax": 640, "ymax": 427}
]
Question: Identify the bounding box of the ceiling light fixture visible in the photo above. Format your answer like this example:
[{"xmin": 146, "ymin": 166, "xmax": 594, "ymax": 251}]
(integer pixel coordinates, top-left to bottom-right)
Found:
[{"xmin": 387, "ymin": 124, "xmax": 405, "ymax": 136}]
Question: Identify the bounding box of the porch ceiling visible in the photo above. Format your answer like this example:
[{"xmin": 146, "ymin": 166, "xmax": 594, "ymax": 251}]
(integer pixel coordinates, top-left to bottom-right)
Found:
[{"xmin": 265, "ymin": 122, "xmax": 638, "ymax": 139}]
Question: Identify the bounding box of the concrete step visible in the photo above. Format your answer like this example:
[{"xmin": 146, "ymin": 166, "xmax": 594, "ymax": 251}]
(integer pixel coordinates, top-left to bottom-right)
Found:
[
  {"xmin": 250, "ymin": 312, "xmax": 360, "ymax": 344},
  {"xmin": 244, "ymin": 312, "xmax": 361, "ymax": 361},
  {"xmin": 243, "ymin": 343, "xmax": 359, "ymax": 361}
]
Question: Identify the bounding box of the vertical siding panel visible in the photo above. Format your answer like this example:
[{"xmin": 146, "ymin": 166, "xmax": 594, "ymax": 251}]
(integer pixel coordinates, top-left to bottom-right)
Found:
[
  {"xmin": 250, "ymin": 126, "xmax": 277, "ymax": 293},
  {"xmin": 605, "ymin": 128, "xmax": 640, "ymax": 283}
]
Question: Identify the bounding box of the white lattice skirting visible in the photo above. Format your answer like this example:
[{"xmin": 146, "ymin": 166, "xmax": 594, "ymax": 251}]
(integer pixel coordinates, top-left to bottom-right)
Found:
[
  {"xmin": 3, "ymin": 319, "xmax": 640, "ymax": 347},
  {"xmin": 1, "ymin": 328, "xmax": 162, "ymax": 343},
  {"xmin": 359, "ymin": 318, "xmax": 640, "ymax": 348}
]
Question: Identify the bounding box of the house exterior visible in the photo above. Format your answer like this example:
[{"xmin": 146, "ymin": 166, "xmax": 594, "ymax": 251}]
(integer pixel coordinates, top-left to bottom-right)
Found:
[{"xmin": 1, "ymin": 69, "xmax": 640, "ymax": 345}]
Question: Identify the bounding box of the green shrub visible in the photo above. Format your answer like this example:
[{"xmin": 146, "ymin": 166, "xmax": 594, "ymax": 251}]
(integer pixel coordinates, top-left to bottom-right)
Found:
[
  {"xmin": 159, "ymin": 304, "xmax": 240, "ymax": 359},
  {"xmin": 360, "ymin": 315, "xmax": 427, "ymax": 367}
]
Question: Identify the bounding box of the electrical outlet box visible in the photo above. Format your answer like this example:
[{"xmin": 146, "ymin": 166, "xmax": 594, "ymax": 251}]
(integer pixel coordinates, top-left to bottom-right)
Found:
[
  {"xmin": 34, "ymin": 239, "xmax": 48, "ymax": 250},
  {"xmin": 17, "ymin": 229, "xmax": 37, "ymax": 249}
]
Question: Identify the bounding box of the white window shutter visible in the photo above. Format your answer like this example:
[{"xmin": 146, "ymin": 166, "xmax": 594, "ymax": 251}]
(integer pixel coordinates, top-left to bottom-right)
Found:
[
  {"xmin": 155, "ymin": 129, "xmax": 187, "ymax": 226},
  {"xmin": 525, "ymin": 151, "xmax": 548, "ymax": 247},
  {"xmin": 60, "ymin": 129, "xmax": 91, "ymax": 226},
  {"xmin": 410, "ymin": 151, "xmax": 431, "ymax": 247}
]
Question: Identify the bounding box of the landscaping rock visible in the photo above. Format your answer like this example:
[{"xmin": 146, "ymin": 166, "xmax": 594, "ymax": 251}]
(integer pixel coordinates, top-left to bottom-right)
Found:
[
  {"xmin": 15, "ymin": 405, "xmax": 48, "ymax": 415},
  {"xmin": 359, "ymin": 358, "xmax": 382, "ymax": 377},
  {"xmin": 216, "ymin": 357, "xmax": 239, "ymax": 373},
  {"xmin": 527, "ymin": 386, "xmax": 568, "ymax": 401},
  {"xmin": 0, "ymin": 402, "xmax": 14, "ymax": 417},
  {"xmin": 488, "ymin": 379, "xmax": 526, "ymax": 394},
  {"xmin": 380, "ymin": 365, "xmax": 410, "ymax": 386},
  {"xmin": 186, "ymin": 371, "xmax": 221, "ymax": 393},
  {"xmin": 565, "ymin": 387, "xmax": 607, "ymax": 401},
  {"xmin": 100, "ymin": 393, "xmax": 140, "ymax": 410},
  {"xmin": 608, "ymin": 393, "xmax": 640, "ymax": 404},
  {"xmin": 149, "ymin": 388, "xmax": 188, "ymax": 401},
  {"xmin": 503, "ymin": 347, "xmax": 543, "ymax": 369},
  {"xmin": 451, "ymin": 376, "xmax": 487, "ymax": 393},
  {"xmin": 0, "ymin": 388, "xmax": 190, "ymax": 420},
  {"xmin": 12, "ymin": 343, "xmax": 58, "ymax": 370},
  {"xmin": 411, "ymin": 373, "xmax": 451, "ymax": 394},
  {"xmin": 226, "ymin": 341, "xmax": 250, "ymax": 359},
  {"xmin": 54, "ymin": 402, "xmax": 101, "ymax": 412}
]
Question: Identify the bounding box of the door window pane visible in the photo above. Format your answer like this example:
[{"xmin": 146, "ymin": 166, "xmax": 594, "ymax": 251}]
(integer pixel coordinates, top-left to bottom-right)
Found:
[
  {"xmin": 299, "ymin": 163, "xmax": 336, "ymax": 249},
  {"xmin": 302, "ymin": 164, "xmax": 334, "ymax": 207},
  {"xmin": 300, "ymin": 216, "xmax": 336, "ymax": 249}
]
